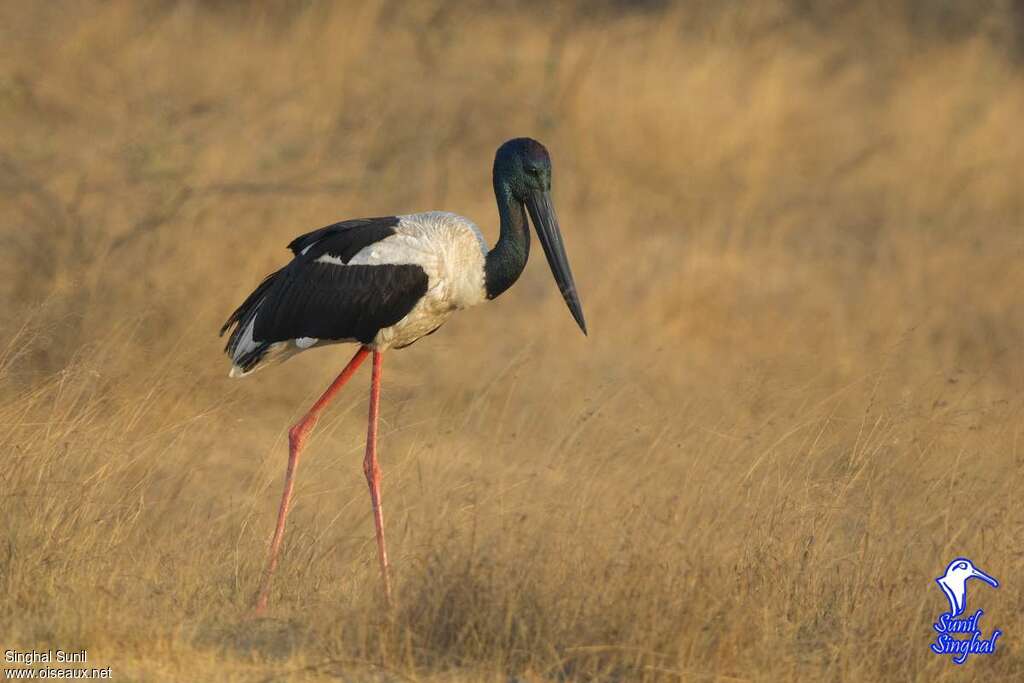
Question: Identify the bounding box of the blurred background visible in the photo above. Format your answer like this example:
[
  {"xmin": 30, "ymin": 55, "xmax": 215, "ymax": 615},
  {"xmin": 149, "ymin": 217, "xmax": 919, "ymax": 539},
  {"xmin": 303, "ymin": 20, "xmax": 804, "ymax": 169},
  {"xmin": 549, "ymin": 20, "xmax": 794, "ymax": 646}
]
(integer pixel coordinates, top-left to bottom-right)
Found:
[{"xmin": 1, "ymin": 1, "xmax": 1022, "ymax": 681}]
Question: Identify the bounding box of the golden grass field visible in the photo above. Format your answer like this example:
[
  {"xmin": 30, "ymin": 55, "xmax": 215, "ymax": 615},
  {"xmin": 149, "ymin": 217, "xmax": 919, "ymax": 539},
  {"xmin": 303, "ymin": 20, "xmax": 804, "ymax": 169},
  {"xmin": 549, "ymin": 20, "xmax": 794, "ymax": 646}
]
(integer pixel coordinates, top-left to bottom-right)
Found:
[{"xmin": 2, "ymin": 1, "xmax": 1023, "ymax": 680}]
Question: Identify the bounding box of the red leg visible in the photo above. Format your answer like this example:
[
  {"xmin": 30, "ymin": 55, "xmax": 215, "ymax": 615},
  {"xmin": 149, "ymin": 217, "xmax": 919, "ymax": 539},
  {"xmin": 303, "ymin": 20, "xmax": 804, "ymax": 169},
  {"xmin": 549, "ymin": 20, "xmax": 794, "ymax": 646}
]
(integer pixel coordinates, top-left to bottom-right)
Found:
[
  {"xmin": 364, "ymin": 349, "xmax": 393, "ymax": 606},
  {"xmin": 254, "ymin": 346, "xmax": 370, "ymax": 615}
]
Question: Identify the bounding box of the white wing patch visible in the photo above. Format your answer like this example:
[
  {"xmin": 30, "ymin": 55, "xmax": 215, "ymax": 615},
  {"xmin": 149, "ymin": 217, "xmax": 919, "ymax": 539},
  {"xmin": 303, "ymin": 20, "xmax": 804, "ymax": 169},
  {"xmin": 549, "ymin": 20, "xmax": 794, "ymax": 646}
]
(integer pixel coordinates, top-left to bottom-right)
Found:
[
  {"xmin": 314, "ymin": 253, "xmax": 346, "ymax": 266},
  {"xmin": 232, "ymin": 310, "xmax": 260, "ymax": 360}
]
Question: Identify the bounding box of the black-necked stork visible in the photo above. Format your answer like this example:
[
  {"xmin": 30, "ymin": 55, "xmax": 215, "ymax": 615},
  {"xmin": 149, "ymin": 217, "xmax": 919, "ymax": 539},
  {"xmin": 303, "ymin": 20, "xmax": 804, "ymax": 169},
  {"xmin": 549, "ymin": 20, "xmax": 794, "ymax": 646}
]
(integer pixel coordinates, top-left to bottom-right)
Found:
[{"xmin": 221, "ymin": 138, "xmax": 586, "ymax": 613}]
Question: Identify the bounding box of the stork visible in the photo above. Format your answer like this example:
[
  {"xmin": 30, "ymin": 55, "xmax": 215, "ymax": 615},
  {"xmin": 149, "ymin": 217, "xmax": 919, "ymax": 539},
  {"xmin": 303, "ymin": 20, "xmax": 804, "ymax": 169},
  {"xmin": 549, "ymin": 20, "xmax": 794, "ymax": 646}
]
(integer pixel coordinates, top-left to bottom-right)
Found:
[{"xmin": 220, "ymin": 138, "xmax": 586, "ymax": 613}]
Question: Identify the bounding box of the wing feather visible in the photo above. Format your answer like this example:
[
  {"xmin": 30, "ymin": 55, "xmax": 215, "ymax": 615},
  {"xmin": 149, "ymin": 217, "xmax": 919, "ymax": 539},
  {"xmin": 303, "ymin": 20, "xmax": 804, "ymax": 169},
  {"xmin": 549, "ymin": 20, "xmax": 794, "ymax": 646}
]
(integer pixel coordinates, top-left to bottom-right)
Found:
[
  {"xmin": 221, "ymin": 214, "xmax": 425, "ymax": 373},
  {"xmin": 254, "ymin": 262, "xmax": 428, "ymax": 345},
  {"xmin": 286, "ymin": 216, "xmax": 400, "ymax": 257}
]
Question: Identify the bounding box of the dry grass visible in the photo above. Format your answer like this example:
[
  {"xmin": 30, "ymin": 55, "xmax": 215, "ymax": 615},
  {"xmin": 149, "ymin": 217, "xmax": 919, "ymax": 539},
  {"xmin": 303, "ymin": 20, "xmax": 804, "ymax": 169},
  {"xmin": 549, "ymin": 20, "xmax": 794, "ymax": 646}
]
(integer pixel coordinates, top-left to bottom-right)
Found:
[{"xmin": 2, "ymin": 1, "xmax": 1023, "ymax": 680}]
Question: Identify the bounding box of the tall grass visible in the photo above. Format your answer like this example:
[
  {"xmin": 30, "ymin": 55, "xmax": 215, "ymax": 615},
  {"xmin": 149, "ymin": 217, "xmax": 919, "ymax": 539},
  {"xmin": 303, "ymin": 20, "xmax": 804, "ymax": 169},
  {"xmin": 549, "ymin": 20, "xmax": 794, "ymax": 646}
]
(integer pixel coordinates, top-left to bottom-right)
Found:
[{"xmin": 1, "ymin": 1, "xmax": 1022, "ymax": 680}]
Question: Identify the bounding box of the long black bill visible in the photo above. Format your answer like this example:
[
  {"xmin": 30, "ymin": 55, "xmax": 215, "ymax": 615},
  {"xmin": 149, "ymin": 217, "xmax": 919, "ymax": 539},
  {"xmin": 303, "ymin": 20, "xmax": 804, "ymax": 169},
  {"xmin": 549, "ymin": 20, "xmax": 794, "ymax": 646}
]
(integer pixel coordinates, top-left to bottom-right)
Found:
[{"xmin": 526, "ymin": 190, "xmax": 587, "ymax": 335}]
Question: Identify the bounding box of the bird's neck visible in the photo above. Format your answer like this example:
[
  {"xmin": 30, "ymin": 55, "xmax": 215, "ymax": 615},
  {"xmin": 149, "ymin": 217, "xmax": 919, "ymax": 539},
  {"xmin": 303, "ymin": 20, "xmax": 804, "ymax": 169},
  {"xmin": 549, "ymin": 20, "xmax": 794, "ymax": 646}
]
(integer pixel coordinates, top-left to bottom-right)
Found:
[{"xmin": 484, "ymin": 180, "xmax": 529, "ymax": 299}]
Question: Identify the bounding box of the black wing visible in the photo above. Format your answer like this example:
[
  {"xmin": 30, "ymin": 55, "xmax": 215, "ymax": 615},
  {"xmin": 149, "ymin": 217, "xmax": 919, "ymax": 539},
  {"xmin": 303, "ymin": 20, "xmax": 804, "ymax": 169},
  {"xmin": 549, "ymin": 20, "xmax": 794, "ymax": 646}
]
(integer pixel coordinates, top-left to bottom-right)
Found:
[
  {"xmin": 286, "ymin": 216, "xmax": 400, "ymax": 259},
  {"xmin": 221, "ymin": 215, "xmax": 427, "ymax": 372},
  {"xmin": 219, "ymin": 266, "xmax": 284, "ymax": 339},
  {"xmin": 254, "ymin": 261, "xmax": 428, "ymax": 344}
]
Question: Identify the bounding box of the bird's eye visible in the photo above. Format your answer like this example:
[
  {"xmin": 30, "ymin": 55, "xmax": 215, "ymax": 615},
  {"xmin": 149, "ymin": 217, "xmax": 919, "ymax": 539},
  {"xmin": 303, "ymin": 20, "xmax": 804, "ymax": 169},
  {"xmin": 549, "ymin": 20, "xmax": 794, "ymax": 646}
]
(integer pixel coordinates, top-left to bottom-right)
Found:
[{"xmin": 526, "ymin": 167, "xmax": 541, "ymax": 176}]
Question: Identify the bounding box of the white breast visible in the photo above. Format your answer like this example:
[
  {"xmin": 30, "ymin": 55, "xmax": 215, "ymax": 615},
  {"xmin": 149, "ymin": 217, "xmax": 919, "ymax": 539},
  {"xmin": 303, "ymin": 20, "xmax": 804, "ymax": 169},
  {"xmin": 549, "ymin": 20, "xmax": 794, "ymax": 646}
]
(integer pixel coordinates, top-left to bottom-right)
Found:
[{"xmin": 347, "ymin": 211, "xmax": 489, "ymax": 349}]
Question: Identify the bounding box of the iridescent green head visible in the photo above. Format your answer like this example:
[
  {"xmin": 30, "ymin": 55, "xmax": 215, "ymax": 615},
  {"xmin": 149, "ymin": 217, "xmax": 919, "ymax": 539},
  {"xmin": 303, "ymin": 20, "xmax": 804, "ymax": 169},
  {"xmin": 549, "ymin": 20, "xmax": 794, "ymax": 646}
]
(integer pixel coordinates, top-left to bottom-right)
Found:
[{"xmin": 490, "ymin": 138, "xmax": 586, "ymax": 335}]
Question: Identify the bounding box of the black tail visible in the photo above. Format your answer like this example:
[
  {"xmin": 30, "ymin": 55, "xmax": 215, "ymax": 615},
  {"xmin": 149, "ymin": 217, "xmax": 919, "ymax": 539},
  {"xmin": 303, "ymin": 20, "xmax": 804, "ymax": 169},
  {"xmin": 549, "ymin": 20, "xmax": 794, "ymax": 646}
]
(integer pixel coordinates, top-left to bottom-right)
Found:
[{"xmin": 220, "ymin": 268, "xmax": 284, "ymax": 372}]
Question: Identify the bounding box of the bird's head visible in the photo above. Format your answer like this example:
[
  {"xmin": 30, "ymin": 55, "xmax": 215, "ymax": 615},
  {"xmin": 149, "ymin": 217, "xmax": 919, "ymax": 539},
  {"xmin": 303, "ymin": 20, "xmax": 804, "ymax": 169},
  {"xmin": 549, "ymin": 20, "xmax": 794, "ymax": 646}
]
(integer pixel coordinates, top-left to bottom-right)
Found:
[
  {"xmin": 494, "ymin": 137, "xmax": 552, "ymax": 198},
  {"xmin": 493, "ymin": 137, "xmax": 586, "ymax": 335}
]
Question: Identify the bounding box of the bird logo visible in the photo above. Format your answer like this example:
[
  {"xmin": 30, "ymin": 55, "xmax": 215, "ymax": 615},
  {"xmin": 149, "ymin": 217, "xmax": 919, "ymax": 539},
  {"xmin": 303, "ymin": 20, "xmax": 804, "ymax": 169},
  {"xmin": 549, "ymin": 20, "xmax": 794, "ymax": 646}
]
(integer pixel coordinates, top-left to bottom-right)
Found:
[{"xmin": 936, "ymin": 558, "xmax": 999, "ymax": 617}]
